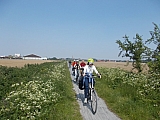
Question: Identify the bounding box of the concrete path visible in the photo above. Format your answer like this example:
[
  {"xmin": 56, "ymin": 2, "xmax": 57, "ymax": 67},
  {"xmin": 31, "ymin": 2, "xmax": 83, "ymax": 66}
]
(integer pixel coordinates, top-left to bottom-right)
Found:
[{"xmin": 69, "ymin": 66, "xmax": 121, "ymax": 120}]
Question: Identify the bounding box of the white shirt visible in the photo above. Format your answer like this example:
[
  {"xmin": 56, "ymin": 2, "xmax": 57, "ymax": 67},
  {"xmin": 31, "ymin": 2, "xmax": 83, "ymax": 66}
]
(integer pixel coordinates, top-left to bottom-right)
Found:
[{"xmin": 83, "ymin": 65, "xmax": 98, "ymax": 74}]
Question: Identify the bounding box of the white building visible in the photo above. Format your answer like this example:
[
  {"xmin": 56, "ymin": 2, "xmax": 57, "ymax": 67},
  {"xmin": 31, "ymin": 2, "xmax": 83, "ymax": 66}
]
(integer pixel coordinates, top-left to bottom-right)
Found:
[{"xmin": 23, "ymin": 54, "xmax": 47, "ymax": 60}]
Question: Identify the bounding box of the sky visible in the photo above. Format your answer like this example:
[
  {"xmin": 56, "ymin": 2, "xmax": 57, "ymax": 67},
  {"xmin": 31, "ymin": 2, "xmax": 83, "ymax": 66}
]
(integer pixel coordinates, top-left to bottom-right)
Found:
[{"xmin": 0, "ymin": 0, "xmax": 160, "ymax": 60}]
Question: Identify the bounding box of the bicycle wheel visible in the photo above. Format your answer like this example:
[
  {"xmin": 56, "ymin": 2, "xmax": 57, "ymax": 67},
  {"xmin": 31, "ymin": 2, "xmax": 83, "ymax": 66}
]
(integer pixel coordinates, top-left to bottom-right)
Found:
[{"xmin": 91, "ymin": 90, "xmax": 97, "ymax": 114}]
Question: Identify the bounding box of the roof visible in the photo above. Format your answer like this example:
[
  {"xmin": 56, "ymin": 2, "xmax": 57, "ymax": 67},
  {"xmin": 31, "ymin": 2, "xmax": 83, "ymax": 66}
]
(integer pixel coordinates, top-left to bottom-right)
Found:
[{"xmin": 23, "ymin": 54, "xmax": 41, "ymax": 58}]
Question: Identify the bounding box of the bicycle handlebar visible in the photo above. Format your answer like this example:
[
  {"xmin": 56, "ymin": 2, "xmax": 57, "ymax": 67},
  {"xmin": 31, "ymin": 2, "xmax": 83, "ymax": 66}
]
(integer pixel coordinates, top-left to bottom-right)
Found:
[{"xmin": 84, "ymin": 73, "xmax": 101, "ymax": 78}]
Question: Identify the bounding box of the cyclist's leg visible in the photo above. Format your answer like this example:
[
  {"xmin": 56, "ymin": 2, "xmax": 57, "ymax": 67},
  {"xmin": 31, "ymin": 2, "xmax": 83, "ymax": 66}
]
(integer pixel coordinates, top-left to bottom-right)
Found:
[
  {"xmin": 77, "ymin": 69, "xmax": 79, "ymax": 78},
  {"xmin": 76, "ymin": 69, "xmax": 79, "ymax": 82},
  {"xmin": 74, "ymin": 69, "xmax": 77, "ymax": 79},
  {"xmin": 84, "ymin": 78, "xmax": 89, "ymax": 102},
  {"xmin": 73, "ymin": 68, "xmax": 75, "ymax": 76}
]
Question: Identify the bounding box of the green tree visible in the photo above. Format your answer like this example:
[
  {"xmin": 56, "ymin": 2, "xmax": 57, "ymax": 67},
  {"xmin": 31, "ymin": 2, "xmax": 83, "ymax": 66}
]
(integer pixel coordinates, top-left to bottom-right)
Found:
[
  {"xmin": 116, "ymin": 34, "xmax": 148, "ymax": 73},
  {"xmin": 145, "ymin": 23, "xmax": 160, "ymax": 73}
]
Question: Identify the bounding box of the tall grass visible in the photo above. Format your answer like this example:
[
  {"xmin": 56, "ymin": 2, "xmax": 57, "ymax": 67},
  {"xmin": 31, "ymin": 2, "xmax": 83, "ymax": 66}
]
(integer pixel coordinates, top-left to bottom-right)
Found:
[
  {"xmin": 96, "ymin": 67, "xmax": 160, "ymax": 120},
  {"xmin": 0, "ymin": 61, "xmax": 82, "ymax": 120}
]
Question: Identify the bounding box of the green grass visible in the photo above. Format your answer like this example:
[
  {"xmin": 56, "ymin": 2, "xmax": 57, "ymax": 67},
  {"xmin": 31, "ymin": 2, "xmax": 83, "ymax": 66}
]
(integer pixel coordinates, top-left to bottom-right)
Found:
[
  {"xmin": 95, "ymin": 67, "xmax": 160, "ymax": 120},
  {"xmin": 0, "ymin": 61, "xmax": 82, "ymax": 120},
  {"xmin": 43, "ymin": 63, "xmax": 82, "ymax": 120}
]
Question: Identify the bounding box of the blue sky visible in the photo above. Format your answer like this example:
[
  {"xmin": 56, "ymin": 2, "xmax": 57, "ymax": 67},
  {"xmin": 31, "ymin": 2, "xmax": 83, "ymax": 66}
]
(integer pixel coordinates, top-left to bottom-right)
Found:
[{"xmin": 0, "ymin": 0, "xmax": 160, "ymax": 60}]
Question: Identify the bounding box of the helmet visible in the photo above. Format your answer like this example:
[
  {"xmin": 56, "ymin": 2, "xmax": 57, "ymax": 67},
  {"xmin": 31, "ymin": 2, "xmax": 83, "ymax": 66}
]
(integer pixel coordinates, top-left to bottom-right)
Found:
[{"xmin": 88, "ymin": 58, "xmax": 94, "ymax": 64}]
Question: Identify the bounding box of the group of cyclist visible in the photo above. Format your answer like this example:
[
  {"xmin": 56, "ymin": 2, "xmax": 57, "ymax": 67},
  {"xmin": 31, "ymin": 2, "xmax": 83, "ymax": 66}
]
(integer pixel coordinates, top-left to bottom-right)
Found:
[
  {"xmin": 71, "ymin": 59, "xmax": 86, "ymax": 77},
  {"xmin": 70, "ymin": 58, "xmax": 101, "ymax": 104}
]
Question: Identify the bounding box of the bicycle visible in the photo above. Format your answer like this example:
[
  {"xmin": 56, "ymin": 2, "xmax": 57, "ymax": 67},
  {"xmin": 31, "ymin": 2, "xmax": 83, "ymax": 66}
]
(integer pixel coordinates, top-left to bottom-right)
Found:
[{"xmin": 84, "ymin": 73, "xmax": 98, "ymax": 114}]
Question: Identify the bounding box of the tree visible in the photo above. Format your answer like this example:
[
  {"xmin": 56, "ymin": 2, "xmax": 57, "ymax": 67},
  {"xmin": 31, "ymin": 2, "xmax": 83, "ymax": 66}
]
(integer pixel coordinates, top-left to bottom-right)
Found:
[
  {"xmin": 116, "ymin": 34, "xmax": 148, "ymax": 73},
  {"xmin": 145, "ymin": 23, "xmax": 160, "ymax": 73}
]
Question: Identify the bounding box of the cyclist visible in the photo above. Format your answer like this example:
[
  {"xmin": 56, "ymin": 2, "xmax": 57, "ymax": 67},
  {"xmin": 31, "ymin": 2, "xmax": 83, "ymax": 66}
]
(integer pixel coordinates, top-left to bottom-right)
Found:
[
  {"xmin": 83, "ymin": 58, "xmax": 101, "ymax": 103},
  {"xmin": 80, "ymin": 60, "xmax": 86, "ymax": 76},
  {"xmin": 74, "ymin": 60, "xmax": 80, "ymax": 81},
  {"xmin": 72, "ymin": 60, "xmax": 76, "ymax": 76},
  {"xmin": 72, "ymin": 60, "xmax": 76, "ymax": 67}
]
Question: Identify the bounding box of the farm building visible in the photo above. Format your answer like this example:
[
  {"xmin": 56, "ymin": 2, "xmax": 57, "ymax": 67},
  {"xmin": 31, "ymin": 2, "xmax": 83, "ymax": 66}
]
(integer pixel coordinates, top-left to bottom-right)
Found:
[{"xmin": 23, "ymin": 54, "xmax": 47, "ymax": 60}]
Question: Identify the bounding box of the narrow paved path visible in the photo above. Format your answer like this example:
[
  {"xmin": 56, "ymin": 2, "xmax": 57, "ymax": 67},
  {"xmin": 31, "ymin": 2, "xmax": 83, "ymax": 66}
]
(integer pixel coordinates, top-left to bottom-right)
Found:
[{"xmin": 68, "ymin": 65, "xmax": 121, "ymax": 120}]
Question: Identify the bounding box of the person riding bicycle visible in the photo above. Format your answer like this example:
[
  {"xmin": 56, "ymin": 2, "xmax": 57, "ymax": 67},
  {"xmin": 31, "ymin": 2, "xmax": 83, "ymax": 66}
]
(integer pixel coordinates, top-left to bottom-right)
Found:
[
  {"xmin": 83, "ymin": 58, "xmax": 101, "ymax": 103},
  {"xmin": 74, "ymin": 60, "xmax": 80, "ymax": 81},
  {"xmin": 72, "ymin": 60, "xmax": 76, "ymax": 76},
  {"xmin": 80, "ymin": 60, "xmax": 86, "ymax": 76}
]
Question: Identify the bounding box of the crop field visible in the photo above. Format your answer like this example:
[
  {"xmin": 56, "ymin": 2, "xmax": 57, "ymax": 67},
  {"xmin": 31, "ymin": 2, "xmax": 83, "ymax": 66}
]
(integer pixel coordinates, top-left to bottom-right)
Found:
[
  {"xmin": 0, "ymin": 60, "xmax": 149, "ymax": 73},
  {"xmin": 0, "ymin": 59, "xmax": 53, "ymax": 67},
  {"xmin": 94, "ymin": 61, "xmax": 149, "ymax": 73}
]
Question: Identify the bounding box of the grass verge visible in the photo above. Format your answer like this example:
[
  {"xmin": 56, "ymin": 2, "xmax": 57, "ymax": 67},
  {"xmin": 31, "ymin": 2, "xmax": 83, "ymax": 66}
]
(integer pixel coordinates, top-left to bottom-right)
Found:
[
  {"xmin": 95, "ymin": 67, "xmax": 160, "ymax": 120},
  {"xmin": 0, "ymin": 61, "xmax": 82, "ymax": 120}
]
